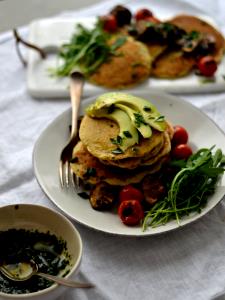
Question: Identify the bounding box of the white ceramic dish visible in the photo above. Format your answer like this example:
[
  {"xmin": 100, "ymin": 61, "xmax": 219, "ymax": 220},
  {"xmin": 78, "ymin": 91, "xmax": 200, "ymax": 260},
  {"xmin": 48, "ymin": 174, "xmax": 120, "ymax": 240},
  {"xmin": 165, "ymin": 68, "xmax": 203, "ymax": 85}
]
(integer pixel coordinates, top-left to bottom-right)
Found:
[
  {"xmin": 27, "ymin": 4, "xmax": 225, "ymax": 98},
  {"xmin": 33, "ymin": 90, "xmax": 225, "ymax": 236},
  {"xmin": 0, "ymin": 204, "xmax": 82, "ymax": 300}
]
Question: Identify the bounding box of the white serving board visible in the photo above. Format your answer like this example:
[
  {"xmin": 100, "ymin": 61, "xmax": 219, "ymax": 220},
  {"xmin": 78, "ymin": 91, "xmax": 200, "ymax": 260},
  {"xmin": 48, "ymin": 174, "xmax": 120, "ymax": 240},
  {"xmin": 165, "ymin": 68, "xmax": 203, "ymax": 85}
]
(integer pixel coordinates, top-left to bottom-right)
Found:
[{"xmin": 27, "ymin": 16, "xmax": 225, "ymax": 99}]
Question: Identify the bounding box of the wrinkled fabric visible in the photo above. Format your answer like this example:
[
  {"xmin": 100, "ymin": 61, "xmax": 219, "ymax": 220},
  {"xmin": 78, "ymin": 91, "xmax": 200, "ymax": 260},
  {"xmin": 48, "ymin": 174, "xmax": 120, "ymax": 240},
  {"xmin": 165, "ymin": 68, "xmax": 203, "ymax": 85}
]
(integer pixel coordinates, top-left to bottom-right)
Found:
[{"xmin": 1, "ymin": 1, "xmax": 225, "ymax": 299}]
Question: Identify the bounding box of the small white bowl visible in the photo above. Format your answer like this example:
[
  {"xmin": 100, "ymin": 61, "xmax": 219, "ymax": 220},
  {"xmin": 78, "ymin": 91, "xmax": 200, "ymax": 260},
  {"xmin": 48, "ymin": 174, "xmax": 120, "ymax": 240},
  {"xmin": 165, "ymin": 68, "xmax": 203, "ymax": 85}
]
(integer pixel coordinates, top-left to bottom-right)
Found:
[{"xmin": 0, "ymin": 204, "xmax": 82, "ymax": 300}]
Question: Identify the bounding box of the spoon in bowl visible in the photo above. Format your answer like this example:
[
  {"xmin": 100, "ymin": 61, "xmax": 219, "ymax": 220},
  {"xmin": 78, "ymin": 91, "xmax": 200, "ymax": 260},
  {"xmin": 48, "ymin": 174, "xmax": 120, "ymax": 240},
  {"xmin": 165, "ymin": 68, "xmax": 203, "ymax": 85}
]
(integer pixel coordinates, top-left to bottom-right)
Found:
[{"xmin": 0, "ymin": 261, "xmax": 94, "ymax": 288}]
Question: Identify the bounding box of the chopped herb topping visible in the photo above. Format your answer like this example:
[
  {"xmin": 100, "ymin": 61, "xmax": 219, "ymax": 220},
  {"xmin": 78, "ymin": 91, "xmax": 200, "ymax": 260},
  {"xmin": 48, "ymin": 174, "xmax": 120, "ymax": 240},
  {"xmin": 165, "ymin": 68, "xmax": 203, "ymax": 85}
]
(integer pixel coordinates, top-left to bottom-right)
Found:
[
  {"xmin": 123, "ymin": 131, "xmax": 132, "ymax": 138},
  {"xmin": 134, "ymin": 113, "xmax": 147, "ymax": 127},
  {"xmin": 155, "ymin": 115, "xmax": 165, "ymax": 122},
  {"xmin": 110, "ymin": 135, "xmax": 123, "ymax": 145},
  {"xmin": 222, "ymin": 75, "xmax": 225, "ymax": 80},
  {"xmin": 111, "ymin": 36, "xmax": 127, "ymax": 51},
  {"xmin": 143, "ymin": 106, "xmax": 152, "ymax": 112},
  {"xmin": 112, "ymin": 147, "xmax": 124, "ymax": 154}
]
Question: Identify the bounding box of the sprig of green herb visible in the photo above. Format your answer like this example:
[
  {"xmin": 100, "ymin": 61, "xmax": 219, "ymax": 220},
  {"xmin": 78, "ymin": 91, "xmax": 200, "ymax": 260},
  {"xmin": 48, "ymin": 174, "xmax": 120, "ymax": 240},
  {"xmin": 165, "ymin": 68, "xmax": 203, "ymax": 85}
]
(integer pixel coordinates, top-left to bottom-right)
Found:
[
  {"xmin": 123, "ymin": 131, "xmax": 132, "ymax": 138},
  {"xmin": 134, "ymin": 113, "xmax": 147, "ymax": 127},
  {"xmin": 50, "ymin": 21, "xmax": 127, "ymax": 77},
  {"xmin": 154, "ymin": 115, "xmax": 165, "ymax": 122},
  {"xmin": 110, "ymin": 135, "xmax": 123, "ymax": 146},
  {"xmin": 142, "ymin": 147, "xmax": 225, "ymax": 230}
]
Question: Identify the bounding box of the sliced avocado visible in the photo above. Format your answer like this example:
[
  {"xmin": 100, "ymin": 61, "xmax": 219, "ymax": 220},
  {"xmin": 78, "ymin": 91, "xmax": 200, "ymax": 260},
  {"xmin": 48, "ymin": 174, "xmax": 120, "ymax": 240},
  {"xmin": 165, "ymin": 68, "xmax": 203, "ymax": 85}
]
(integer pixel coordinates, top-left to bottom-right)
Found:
[
  {"xmin": 115, "ymin": 103, "xmax": 152, "ymax": 138},
  {"xmin": 88, "ymin": 92, "xmax": 166, "ymax": 132},
  {"xmin": 87, "ymin": 107, "xmax": 139, "ymax": 151}
]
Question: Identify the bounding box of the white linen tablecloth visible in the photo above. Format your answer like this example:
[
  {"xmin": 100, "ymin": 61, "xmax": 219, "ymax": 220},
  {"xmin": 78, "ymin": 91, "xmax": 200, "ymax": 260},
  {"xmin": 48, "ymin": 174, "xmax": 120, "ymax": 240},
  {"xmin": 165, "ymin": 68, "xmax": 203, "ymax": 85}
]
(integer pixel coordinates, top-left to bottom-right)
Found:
[{"xmin": 1, "ymin": 0, "xmax": 225, "ymax": 299}]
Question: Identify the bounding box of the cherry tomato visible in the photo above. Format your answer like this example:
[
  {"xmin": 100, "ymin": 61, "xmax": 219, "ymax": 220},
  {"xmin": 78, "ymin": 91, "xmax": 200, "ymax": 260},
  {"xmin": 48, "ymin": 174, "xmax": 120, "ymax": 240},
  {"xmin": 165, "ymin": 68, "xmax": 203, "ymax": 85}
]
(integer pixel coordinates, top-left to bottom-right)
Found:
[
  {"xmin": 101, "ymin": 14, "xmax": 118, "ymax": 32},
  {"xmin": 135, "ymin": 8, "xmax": 153, "ymax": 21},
  {"xmin": 118, "ymin": 200, "xmax": 144, "ymax": 226},
  {"xmin": 119, "ymin": 184, "xmax": 144, "ymax": 203},
  {"xmin": 172, "ymin": 125, "xmax": 189, "ymax": 145},
  {"xmin": 172, "ymin": 144, "xmax": 193, "ymax": 160},
  {"xmin": 197, "ymin": 55, "xmax": 217, "ymax": 77},
  {"xmin": 145, "ymin": 16, "xmax": 161, "ymax": 23}
]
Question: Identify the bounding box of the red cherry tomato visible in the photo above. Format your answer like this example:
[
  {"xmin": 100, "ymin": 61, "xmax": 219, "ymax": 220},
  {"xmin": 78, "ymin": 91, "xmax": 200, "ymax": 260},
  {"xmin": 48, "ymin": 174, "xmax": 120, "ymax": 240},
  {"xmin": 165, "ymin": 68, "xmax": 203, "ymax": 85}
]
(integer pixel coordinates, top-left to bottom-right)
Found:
[
  {"xmin": 172, "ymin": 144, "xmax": 193, "ymax": 160},
  {"xmin": 197, "ymin": 55, "xmax": 217, "ymax": 77},
  {"xmin": 119, "ymin": 184, "xmax": 144, "ymax": 203},
  {"xmin": 172, "ymin": 125, "xmax": 189, "ymax": 145},
  {"xmin": 145, "ymin": 16, "xmax": 161, "ymax": 23},
  {"xmin": 118, "ymin": 200, "xmax": 144, "ymax": 226},
  {"xmin": 101, "ymin": 14, "xmax": 118, "ymax": 32},
  {"xmin": 135, "ymin": 8, "xmax": 153, "ymax": 21}
]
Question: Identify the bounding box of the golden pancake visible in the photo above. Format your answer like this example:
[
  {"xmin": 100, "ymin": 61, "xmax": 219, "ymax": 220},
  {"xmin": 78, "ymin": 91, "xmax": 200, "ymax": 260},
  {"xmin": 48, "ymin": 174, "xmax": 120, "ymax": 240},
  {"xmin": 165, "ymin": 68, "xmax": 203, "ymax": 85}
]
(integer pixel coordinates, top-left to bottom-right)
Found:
[
  {"xmin": 89, "ymin": 37, "xmax": 152, "ymax": 88},
  {"xmin": 100, "ymin": 130, "xmax": 171, "ymax": 169},
  {"xmin": 169, "ymin": 15, "xmax": 225, "ymax": 62},
  {"xmin": 141, "ymin": 131, "xmax": 171, "ymax": 166},
  {"xmin": 79, "ymin": 115, "xmax": 165, "ymax": 161},
  {"xmin": 152, "ymin": 51, "xmax": 195, "ymax": 78},
  {"xmin": 147, "ymin": 44, "xmax": 167, "ymax": 62},
  {"xmin": 99, "ymin": 137, "xmax": 165, "ymax": 169},
  {"xmin": 70, "ymin": 142, "xmax": 168, "ymax": 185}
]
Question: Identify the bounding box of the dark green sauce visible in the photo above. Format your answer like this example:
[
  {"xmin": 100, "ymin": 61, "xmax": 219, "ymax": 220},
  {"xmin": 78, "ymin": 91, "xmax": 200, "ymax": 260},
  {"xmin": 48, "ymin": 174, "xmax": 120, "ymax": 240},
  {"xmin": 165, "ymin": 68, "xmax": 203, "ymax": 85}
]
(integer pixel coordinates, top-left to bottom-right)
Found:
[{"xmin": 0, "ymin": 229, "xmax": 70, "ymax": 294}]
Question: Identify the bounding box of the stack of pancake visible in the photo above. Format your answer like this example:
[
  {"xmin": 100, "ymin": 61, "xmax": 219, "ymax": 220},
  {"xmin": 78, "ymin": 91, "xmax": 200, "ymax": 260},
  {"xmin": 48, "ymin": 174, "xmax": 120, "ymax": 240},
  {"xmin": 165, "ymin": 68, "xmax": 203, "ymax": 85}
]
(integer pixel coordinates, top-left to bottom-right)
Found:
[{"xmin": 70, "ymin": 98, "xmax": 174, "ymax": 186}]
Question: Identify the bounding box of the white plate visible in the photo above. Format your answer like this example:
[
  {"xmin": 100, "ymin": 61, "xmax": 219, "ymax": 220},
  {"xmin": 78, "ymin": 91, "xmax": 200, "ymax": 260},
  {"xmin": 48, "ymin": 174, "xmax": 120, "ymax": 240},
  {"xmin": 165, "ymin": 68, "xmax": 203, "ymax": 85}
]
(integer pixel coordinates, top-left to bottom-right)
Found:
[
  {"xmin": 27, "ymin": 14, "xmax": 225, "ymax": 99},
  {"xmin": 33, "ymin": 90, "xmax": 225, "ymax": 236}
]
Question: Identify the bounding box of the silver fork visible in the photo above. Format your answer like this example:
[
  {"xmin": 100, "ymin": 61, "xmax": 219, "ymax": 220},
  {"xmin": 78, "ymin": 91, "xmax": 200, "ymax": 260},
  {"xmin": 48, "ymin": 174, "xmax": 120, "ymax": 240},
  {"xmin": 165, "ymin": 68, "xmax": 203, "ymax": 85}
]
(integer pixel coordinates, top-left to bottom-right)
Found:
[{"xmin": 59, "ymin": 71, "xmax": 85, "ymax": 188}]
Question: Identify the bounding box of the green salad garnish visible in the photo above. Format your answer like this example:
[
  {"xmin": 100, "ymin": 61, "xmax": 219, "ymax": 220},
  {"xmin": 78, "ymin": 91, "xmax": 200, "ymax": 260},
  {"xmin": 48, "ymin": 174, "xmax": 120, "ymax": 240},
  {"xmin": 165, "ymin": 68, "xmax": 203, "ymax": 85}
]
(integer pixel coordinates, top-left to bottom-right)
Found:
[
  {"xmin": 50, "ymin": 21, "xmax": 127, "ymax": 77},
  {"xmin": 143, "ymin": 147, "xmax": 225, "ymax": 230}
]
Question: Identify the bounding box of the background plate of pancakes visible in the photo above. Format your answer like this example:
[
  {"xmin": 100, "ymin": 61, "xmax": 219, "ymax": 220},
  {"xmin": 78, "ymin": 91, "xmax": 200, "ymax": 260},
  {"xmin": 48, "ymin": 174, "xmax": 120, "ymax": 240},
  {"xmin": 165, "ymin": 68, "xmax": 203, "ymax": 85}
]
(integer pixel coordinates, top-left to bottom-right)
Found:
[
  {"xmin": 27, "ymin": 15, "xmax": 225, "ymax": 99},
  {"xmin": 33, "ymin": 90, "xmax": 225, "ymax": 236},
  {"xmin": 27, "ymin": 0, "xmax": 225, "ymax": 98}
]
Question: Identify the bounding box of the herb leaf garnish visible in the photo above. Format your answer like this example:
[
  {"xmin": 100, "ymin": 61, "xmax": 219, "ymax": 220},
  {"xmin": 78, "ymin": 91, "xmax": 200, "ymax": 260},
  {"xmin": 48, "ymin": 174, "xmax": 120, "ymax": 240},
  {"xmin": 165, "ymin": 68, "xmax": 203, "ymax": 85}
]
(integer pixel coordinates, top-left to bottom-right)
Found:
[
  {"xmin": 123, "ymin": 131, "xmax": 132, "ymax": 138},
  {"xmin": 110, "ymin": 135, "xmax": 123, "ymax": 146},
  {"xmin": 50, "ymin": 21, "xmax": 124, "ymax": 77},
  {"xmin": 143, "ymin": 106, "xmax": 152, "ymax": 112},
  {"xmin": 134, "ymin": 113, "xmax": 147, "ymax": 127},
  {"xmin": 143, "ymin": 147, "xmax": 225, "ymax": 230},
  {"xmin": 111, "ymin": 36, "xmax": 127, "ymax": 51},
  {"xmin": 155, "ymin": 115, "xmax": 165, "ymax": 122}
]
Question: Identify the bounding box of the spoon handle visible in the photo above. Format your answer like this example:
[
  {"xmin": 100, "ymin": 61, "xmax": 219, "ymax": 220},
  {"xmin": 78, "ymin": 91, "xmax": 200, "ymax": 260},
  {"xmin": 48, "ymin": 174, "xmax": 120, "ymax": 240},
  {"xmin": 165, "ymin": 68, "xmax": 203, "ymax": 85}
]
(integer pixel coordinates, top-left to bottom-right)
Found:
[{"xmin": 37, "ymin": 272, "xmax": 94, "ymax": 288}]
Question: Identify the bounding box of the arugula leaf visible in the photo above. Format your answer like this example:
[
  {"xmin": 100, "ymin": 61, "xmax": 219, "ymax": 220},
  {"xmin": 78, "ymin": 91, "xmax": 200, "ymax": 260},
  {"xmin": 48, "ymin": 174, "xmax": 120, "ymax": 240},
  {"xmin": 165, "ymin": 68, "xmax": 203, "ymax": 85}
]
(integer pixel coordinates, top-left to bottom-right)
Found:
[
  {"xmin": 111, "ymin": 36, "xmax": 127, "ymax": 51},
  {"xmin": 143, "ymin": 147, "xmax": 225, "ymax": 230},
  {"xmin": 50, "ymin": 21, "xmax": 127, "ymax": 77}
]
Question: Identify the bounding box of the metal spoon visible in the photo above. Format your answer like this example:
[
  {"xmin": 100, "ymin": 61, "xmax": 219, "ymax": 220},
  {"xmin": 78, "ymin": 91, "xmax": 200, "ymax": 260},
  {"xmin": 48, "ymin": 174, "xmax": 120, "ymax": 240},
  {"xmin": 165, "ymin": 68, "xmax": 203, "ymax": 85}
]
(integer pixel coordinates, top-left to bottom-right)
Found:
[{"xmin": 0, "ymin": 261, "xmax": 94, "ymax": 288}]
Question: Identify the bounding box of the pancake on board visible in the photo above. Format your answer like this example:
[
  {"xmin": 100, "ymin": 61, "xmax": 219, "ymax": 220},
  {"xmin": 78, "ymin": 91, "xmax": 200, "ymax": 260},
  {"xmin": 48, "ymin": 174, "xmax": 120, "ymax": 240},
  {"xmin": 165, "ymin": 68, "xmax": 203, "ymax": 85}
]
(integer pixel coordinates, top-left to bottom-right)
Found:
[
  {"xmin": 89, "ymin": 36, "xmax": 152, "ymax": 88},
  {"xmin": 152, "ymin": 51, "xmax": 195, "ymax": 78},
  {"xmin": 146, "ymin": 44, "xmax": 167, "ymax": 62}
]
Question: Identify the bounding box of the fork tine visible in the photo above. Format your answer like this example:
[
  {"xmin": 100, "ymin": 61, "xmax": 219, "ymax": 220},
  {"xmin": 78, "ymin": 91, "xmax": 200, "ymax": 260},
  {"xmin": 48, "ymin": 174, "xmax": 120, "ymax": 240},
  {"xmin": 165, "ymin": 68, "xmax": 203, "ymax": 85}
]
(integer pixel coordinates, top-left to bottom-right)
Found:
[
  {"xmin": 65, "ymin": 161, "xmax": 70, "ymax": 188},
  {"xmin": 59, "ymin": 160, "xmax": 65, "ymax": 188},
  {"xmin": 70, "ymin": 167, "xmax": 76, "ymax": 188},
  {"xmin": 74, "ymin": 173, "xmax": 81, "ymax": 189}
]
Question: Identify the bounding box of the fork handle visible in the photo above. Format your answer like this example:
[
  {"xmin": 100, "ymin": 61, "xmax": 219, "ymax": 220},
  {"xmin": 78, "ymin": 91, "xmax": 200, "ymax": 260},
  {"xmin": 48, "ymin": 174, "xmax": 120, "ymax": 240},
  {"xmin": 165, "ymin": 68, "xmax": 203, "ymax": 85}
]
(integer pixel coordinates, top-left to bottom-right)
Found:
[{"xmin": 70, "ymin": 72, "xmax": 85, "ymax": 138}]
